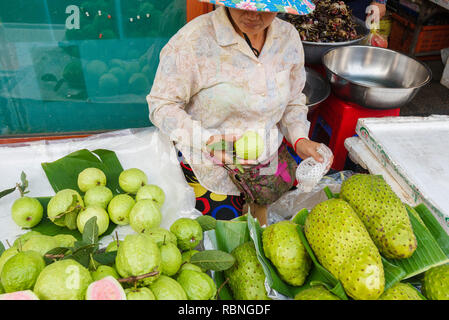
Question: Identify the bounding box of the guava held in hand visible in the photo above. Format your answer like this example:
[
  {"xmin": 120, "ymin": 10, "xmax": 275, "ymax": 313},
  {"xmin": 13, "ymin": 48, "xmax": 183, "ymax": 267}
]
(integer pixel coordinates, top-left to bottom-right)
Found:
[
  {"xmin": 119, "ymin": 168, "xmax": 148, "ymax": 194},
  {"xmin": 234, "ymin": 131, "xmax": 265, "ymax": 160},
  {"xmin": 77, "ymin": 167, "xmax": 107, "ymax": 193},
  {"xmin": 11, "ymin": 196, "xmax": 43, "ymax": 228}
]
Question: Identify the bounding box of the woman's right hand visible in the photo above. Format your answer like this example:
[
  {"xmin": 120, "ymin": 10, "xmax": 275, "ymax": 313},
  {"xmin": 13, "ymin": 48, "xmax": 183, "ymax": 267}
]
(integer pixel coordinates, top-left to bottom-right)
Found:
[{"xmin": 206, "ymin": 134, "xmax": 257, "ymax": 166}]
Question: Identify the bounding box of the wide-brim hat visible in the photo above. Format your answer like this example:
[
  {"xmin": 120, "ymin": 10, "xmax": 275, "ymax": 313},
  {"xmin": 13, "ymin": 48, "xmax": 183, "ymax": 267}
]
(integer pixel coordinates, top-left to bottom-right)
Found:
[{"xmin": 198, "ymin": 0, "xmax": 315, "ymax": 15}]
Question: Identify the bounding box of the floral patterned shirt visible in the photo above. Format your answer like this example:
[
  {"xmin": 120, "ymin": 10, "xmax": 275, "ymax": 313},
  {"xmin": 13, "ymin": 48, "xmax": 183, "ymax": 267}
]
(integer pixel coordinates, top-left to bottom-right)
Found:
[{"xmin": 147, "ymin": 6, "xmax": 309, "ymax": 195}]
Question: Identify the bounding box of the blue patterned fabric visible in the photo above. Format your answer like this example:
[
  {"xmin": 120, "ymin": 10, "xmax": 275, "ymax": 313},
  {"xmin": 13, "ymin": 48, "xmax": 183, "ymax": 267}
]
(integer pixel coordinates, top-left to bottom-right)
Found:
[{"xmin": 198, "ymin": 0, "xmax": 315, "ymax": 15}]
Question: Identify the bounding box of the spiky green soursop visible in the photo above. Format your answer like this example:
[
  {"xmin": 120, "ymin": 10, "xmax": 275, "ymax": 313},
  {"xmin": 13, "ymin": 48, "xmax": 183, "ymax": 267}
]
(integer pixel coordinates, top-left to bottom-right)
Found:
[
  {"xmin": 305, "ymin": 198, "xmax": 385, "ymax": 300},
  {"xmin": 294, "ymin": 286, "xmax": 341, "ymax": 300},
  {"xmin": 422, "ymin": 264, "xmax": 449, "ymax": 300},
  {"xmin": 115, "ymin": 233, "xmax": 161, "ymax": 286},
  {"xmin": 224, "ymin": 242, "xmax": 270, "ymax": 300},
  {"xmin": 262, "ymin": 220, "xmax": 311, "ymax": 286},
  {"xmin": 378, "ymin": 283, "xmax": 423, "ymax": 300},
  {"xmin": 340, "ymin": 174, "xmax": 417, "ymax": 259}
]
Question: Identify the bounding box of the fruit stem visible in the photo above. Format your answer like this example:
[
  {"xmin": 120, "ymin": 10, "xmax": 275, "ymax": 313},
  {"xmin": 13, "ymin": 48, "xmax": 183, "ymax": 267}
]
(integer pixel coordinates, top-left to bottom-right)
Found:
[
  {"xmin": 115, "ymin": 231, "xmax": 120, "ymax": 248},
  {"xmin": 117, "ymin": 270, "xmax": 159, "ymax": 284},
  {"xmin": 216, "ymin": 277, "xmax": 230, "ymax": 300},
  {"xmin": 5, "ymin": 240, "xmax": 12, "ymax": 248}
]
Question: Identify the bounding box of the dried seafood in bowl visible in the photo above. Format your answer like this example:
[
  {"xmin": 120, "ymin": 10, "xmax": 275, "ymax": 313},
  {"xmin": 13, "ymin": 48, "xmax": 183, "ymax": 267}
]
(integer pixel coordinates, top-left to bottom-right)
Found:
[{"xmin": 284, "ymin": 0, "xmax": 361, "ymax": 43}]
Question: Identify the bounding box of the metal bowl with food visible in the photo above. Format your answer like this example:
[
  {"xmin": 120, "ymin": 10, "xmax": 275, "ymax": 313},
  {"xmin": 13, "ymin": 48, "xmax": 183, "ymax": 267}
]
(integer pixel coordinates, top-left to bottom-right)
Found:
[
  {"xmin": 304, "ymin": 67, "xmax": 331, "ymax": 111},
  {"xmin": 302, "ymin": 17, "xmax": 369, "ymax": 65},
  {"xmin": 322, "ymin": 45, "xmax": 432, "ymax": 109}
]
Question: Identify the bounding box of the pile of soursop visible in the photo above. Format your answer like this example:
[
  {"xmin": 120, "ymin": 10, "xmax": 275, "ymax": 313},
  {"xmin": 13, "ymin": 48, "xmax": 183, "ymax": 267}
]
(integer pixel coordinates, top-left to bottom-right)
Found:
[
  {"xmin": 0, "ymin": 167, "xmax": 218, "ymax": 300},
  {"xmin": 223, "ymin": 174, "xmax": 449, "ymax": 301}
]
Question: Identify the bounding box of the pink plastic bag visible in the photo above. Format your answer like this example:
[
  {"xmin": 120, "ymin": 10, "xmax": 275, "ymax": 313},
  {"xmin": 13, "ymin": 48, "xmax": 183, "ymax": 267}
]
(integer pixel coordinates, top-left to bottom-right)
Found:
[{"xmin": 367, "ymin": 29, "xmax": 388, "ymax": 48}]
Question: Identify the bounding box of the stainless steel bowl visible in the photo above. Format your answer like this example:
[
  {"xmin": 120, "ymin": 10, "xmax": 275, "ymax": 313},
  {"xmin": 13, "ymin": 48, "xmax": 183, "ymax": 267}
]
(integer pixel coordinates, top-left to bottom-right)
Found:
[
  {"xmin": 304, "ymin": 67, "xmax": 331, "ymax": 111},
  {"xmin": 322, "ymin": 45, "xmax": 432, "ymax": 109},
  {"xmin": 302, "ymin": 17, "xmax": 370, "ymax": 65}
]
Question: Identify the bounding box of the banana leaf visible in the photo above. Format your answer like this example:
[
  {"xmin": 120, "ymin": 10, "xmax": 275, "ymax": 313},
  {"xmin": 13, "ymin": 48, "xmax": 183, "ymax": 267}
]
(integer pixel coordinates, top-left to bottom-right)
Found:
[
  {"xmin": 213, "ymin": 218, "xmax": 251, "ymax": 300},
  {"xmin": 386, "ymin": 207, "xmax": 449, "ymax": 279},
  {"xmin": 414, "ymin": 204, "xmax": 449, "ymax": 257},
  {"xmin": 248, "ymin": 212, "xmax": 349, "ymax": 300},
  {"xmin": 41, "ymin": 149, "xmax": 123, "ymax": 195}
]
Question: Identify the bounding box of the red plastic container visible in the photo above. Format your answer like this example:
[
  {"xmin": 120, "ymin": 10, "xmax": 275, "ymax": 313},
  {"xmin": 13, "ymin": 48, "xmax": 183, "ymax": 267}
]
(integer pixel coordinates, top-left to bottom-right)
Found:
[{"xmin": 308, "ymin": 94, "xmax": 401, "ymax": 171}]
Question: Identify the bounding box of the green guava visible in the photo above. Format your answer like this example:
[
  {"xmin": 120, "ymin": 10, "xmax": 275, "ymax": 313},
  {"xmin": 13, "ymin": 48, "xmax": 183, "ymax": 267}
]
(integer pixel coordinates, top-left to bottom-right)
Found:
[
  {"xmin": 115, "ymin": 233, "xmax": 161, "ymax": 286},
  {"xmin": 160, "ymin": 242, "xmax": 182, "ymax": 277},
  {"xmin": 11, "ymin": 197, "xmax": 43, "ymax": 228},
  {"xmin": 128, "ymin": 73, "xmax": 149, "ymax": 94},
  {"xmin": 34, "ymin": 259, "xmax": 93, "ymax": 300},
  {"xmin": 47, "ymin": 189, "xmax": 84, "ymax": 229},
  {"xmin": 129, "ymin": 199, "xmax": 162, "ymax": 233},
  {"xmin": 84, "ymin": 186, "xmax": 113, "ymax": 209},
  {"xmin": 22, "ymin": 235, "xmax": 59, "ymax": 257},
  {"xmin": 234, "ymin": 131, "xmax": 265, "ymax": 160},
  {"xmin": 98, "ymin": 73, "xmax": 119, "ymax": 96},
  {"xmin": 149, "ymin": 275, "xmax": 187, "ymax": 300},
  {"xmin": 0, "ymin": 251, "xmax": 45, "ymax": 293},
  {"xmin": 125, "ymin": 287, "xmax": 156, "ymax": 300},
  {"xmin": 107, "ymin": 194, "xmax": 135, "ymax": 225},
  {"xmin": 176, "ymin": 269, "xmax": 217, "ymax": 300},
  {"xmin": 178, "ymin": 263, "xmax": 203, "ymax": 274},
  {"xmin": 0, "ymin": 247, "xmax": 19, "ymax": 275},
  {"xmin": 119, "ymin": 168, "xmax": 148, "ymax": 194},
  {"xmin": 76, "ymin": 207, "xmax": 110, "ymax": 235},
  {"xmin": 135, "ymin": 184, "xmax": 165, "ymax": 208},
  {"xmin": 91, "ymin": 265, "xmax": 119, "ymax": 281},
  {"xmin": 13, "ymin": 231, "xmax": 41, "ymax": 248},
  {"xmin": 144, "ymin": 227, "xmax": 177, "ymax": 247},
  {"xmin": 105, "ymin": 240, "xmax": 123, "ymax": 252},
  {"xmin": 53, "ymin": 234, "xmax": 77, "ymax": 248},
  {"xmin": 85, "ymin": 60, "xmax": 108, "ymax": 82},
  {"xmin": 181, "ymin": 250, "xmax": 200, "ymax": 264},
  {"xmin": 77, "ymin": 168, "xmax": 107, "ymax": 193},
  {"xmin": 0, "ymin": 290, "xmax": 39, "ymax": 300},
  {"xmin": 0, "ymin": 282, "xmax": 4, "ymax": 294},
  {"xmin": 86, "ymin": 276, "xmax": 126, "ymax": 300},
  {"xmin": 170, "ymin": 218, "xmax": 203, "ymax": 251}
]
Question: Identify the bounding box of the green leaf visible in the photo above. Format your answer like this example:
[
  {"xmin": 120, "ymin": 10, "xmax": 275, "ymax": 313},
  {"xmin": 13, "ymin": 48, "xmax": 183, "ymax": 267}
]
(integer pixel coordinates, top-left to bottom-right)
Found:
[
  {"xmin": 414, "ymin": 203, "xmax": 449, "ymax": 257},
  {"xmin": 67, "ymin": 243, "xmax": 97, "ymax": 268},
  {"xmin": 43, "ymin": 247, "xmax": 71, "ymax": 265},
  {"xmin": 215, "ymin": 220, "xmax": 250, "ymax": 254},
  {"xmin": 190, "ymin": 250, "xmax": 235, "ymax": 271},
  {"xmin": 41, "ymin": 148, "xmax": 123, "ymax": 195},
  {"xmin": 0, "ymin": 241, "xmax": 5, "ymax": 256},
  {"xmin": 0, "ymin": 187, "xmax": 16, "ymax": 199},
  {"xmin": 382, "ymin": 257, "xmax": 406, "ymax": 290},
  {"xmin": 247, "ymin": 214, "xmax": 295, "ymax": 298},
  {"xmin": 196, "ymin": 215, "xmax": 217, "ymax": 232},
  {"xmin": 292, "ymin": 208, "xmax": 309, "ymax": 226},
  {"xmin": 214, "ymin": 271, "xmax": 233, "ymax": 300},
  {"xmin": 93, "ymin": 251, "xmax": 117, "ymax": 265},
  {"xmin": 386, "ymin": 209, "xmax": 449, "ymax": 279},
  {"xmin": 82, "ymin": 216, "xmax": 99, "ymax": 246},
  {"xmin": 323, "ymin": 186, "xmax": 335, "ymax": 199}
]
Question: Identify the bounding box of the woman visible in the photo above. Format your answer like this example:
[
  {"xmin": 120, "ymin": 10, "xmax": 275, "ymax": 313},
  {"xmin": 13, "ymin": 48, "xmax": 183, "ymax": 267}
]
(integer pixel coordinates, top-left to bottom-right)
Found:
[{"xmin": 146, "ymin": 0, "xmax": 332, "ymax": 220}]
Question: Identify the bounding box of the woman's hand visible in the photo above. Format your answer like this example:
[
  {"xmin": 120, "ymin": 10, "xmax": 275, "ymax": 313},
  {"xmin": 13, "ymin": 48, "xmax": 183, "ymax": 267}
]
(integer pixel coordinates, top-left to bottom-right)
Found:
[
  {"xmin": 206, "ymin": 134, "xmax": 257, "ymax": 166},
  {"xmin": 295, "ymin": 139, "xmax": 334, "ymax": 170}
]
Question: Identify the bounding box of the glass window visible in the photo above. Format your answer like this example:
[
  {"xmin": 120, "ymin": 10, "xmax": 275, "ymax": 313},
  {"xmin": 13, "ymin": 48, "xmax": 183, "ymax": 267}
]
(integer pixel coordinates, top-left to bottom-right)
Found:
[{"xmin": 0, "ymin": 0, "xmax": 186, "ymax": 136}]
